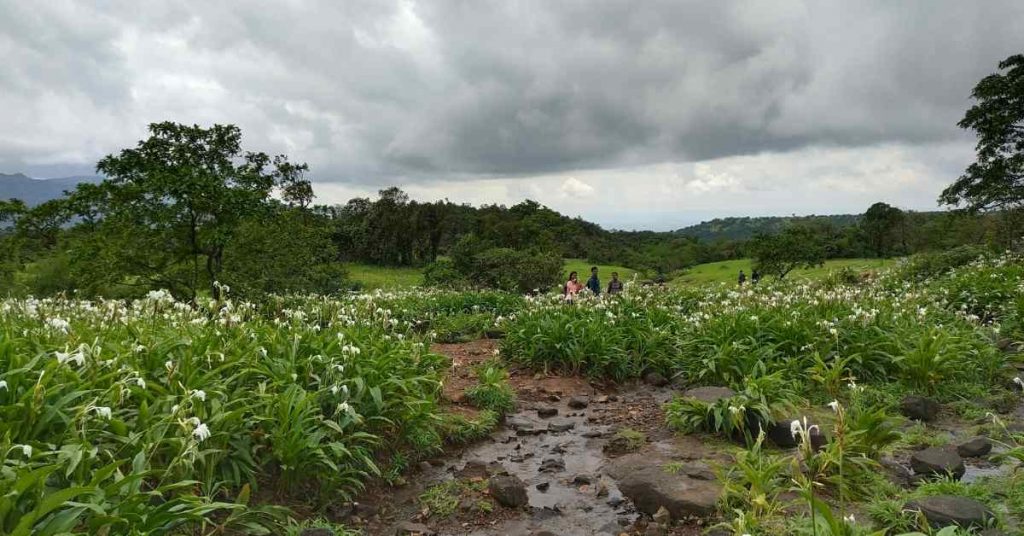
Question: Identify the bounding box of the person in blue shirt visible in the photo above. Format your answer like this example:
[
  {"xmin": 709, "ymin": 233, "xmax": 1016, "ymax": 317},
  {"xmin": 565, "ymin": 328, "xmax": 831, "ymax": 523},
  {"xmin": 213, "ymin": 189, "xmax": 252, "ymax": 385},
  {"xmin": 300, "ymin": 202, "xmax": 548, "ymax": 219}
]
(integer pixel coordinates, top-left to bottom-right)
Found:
[{"xmin": 586, "ymin": 266, "xmax": 601, "ymax": 295}]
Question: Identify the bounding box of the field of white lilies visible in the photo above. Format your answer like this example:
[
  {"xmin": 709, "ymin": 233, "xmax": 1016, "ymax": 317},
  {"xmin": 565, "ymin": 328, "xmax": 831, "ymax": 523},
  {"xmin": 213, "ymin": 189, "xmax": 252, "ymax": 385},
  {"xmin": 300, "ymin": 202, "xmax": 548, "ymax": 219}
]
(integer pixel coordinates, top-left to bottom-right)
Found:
[{"xmin": 1, "ymin": 251, "xmax": 1022, "ymax": 535}]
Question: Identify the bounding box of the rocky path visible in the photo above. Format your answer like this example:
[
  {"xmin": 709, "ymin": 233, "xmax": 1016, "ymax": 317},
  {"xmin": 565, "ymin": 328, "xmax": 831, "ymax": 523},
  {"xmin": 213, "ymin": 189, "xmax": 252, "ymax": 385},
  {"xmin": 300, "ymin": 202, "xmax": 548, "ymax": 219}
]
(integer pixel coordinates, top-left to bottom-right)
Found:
[{"xmin": 339, "ymin": 340, "xmax": 1024, "ymax": 536}]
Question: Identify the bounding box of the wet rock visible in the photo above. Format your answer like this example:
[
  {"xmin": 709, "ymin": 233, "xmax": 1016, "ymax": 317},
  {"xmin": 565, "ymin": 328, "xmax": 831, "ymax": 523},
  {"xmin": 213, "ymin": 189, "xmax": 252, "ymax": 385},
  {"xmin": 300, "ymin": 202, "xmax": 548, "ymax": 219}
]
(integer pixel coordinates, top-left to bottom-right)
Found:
[
  {"xmin": 615, "ymin": 465, "xmax": 721, "ymax": 518},
  {"xmin": 537, "ymin": 407, "xmax": 558, "ymax": 418},
  {"xmin": 536, "ymin": 481, "xmax": 550, "ymax": 492},
  {"xmin": 484, "ymin": 329, "xmax": 506, "ymax": 339},
  {"xmin": 766, "ymin": 420, "xmax": 800, "ymax": 448},
  {"xmin": 905, "ymin": 495, "xmax": 995, "ymax": 529},
  {"xmin": 680, "ymin": 461, "xmax": 716, "ymax": 481},
  {"xmin": 539, "ymin": 457, "xmax": 566, "ymax": 473},
  {"xmin": 547, "ymin": 394, "xmax": 561, "ymax": 402},
  {"xmin": 548, "ymin": 420, "xmax": 575, "ymax": 433},
  {"xmin": 957, "ymin": 437, "xmax": 993, "ymax": 458},
  {"xmin": 606, "ymin": 489, "xmax": 625, "ymax": 507},
  {"xmin": 681, "ymin": 386, "xmax": 735, "ymax": 404},
  {"xmin": 353, "ymin": 502, "xmax": 378, "ymax": 518},
  {"xmin": 996, "ymin": 338, "xmax": 1014, "ymax": 351},
  {"xmin": 643, "ymin": 372, "xmax": 669, "ymax": 387},
  {"xmin": 568, "ymin": 396, "xmax": 590, "ymax": 409},
  {"xmin": 489, "ymin": 474, "xmax": 528, "ymax": 508},
  {"xmin": 810, "ymin": 427, "xmax": 828, "ymax": 452},
  {"xmin": 900, "ymin": 395, "xmax": 940, "ymax": 422},
  {"xmin": 300, "ymin": 529, "xmax": 334, "ymax": 536},
  {"xmin": 910, "ymin": 447, "xmax": 965, "ymax": 480},
  {"xmin": 394, "ymin": 521, "xmax": 436, "ymax": 535},
  {"xmin": 880, "ymin": 457, "xmax": 914, "ymax": 488},
  {"xmin": 653, "ymin": 505, "xmax": 671, "ymax": 526},
  {"xmin": 457, "ymin": 459, "xmax": 505, "ymax": 479},
  {"xmin": 583, "ymin": 429, "xmax": 609, "ymax": 438},
  {"xmin": 572, "ymin": 473, "xmax": 594, "ymax": 485}
]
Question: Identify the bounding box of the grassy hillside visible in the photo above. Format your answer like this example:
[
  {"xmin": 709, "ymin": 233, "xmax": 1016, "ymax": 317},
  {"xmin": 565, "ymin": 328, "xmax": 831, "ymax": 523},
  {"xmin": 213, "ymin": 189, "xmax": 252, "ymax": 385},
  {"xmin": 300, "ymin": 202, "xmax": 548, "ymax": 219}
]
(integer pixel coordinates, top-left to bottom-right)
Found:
[
  {"xmin": 345, "ymin": 259, "xmax": 646, "ymax": 290},
  {"xmin": 672, "ymin": 258, "xmax": 895, "ymax": 286}
]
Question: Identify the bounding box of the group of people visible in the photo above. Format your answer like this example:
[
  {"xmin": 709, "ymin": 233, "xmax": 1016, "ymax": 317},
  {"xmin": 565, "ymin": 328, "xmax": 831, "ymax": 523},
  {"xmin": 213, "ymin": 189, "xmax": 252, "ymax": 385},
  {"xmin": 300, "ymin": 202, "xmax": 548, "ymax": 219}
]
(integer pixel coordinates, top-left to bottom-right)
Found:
[
  {"xmin": 737, "ymin": 269, "xmax": 761, "ymax": 286},
  {"xmin": 564, "ymin": 266, "xmax": 623, "ymax": 301}
]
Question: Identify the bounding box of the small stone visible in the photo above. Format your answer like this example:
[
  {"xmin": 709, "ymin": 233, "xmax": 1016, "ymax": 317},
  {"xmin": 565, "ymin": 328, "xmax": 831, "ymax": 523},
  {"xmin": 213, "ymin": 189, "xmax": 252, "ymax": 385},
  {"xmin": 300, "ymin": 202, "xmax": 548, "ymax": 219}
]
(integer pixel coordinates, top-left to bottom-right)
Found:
[
  {"xmin": 910, "ymin": 447, "xmax": 966, "ymax": 480},
  {"xmin": 905, "ymin": 495, "xmax": 995, "ymax": 529},
  {"xmin": 653, "ymin": 505, "xmax": 671, "ymax": 526},
  {"xmin": 489, "ymin": 475, "xmax": 528, "ymax": 508},
  {"xmin": 536, "ymin": 481, "xmax": 550, "ymax": 492},
  {"xmin": 643, "ymin": 372, "xmax": 669, "ymax": 387},
  {"xmin": 957, "ymin": 437, "xmax": 993, "ymax": 458},
  {"xmin": 418, "ymin": 461, "xmax": 432, "ymax": 473},
  {"xmin": 900, "ymin": 395, "xmax": 941, "ymax": 422},
  {"xmin": 596, "ymin": 395, "xmax": 610, "ymax": 403},
  {"xmin": 394, "ymin": 521, "xmax": 437, "ymax": 535},
  {"xmin": 539, "ymin": 457, "xmax": 566, "ymax": 473},
  {"xmin": 606, "ymin": 489, "xmax": 625, "ymax": 507},
  {"xmin": 353, "ymin": 502, "xmax": 378, "ymax": 517},
  {"xmin": 548, "ymin": 394, "xmax": 561, "ymax": 402},
  {"xmin": 572, "ymin": 474, "xmax": 594, "ymax": 485},
  {"xmin": 568, "ymin": 396, "xmax": 590, "ymax": 409},
  {"xmin": 537, "ymin": 407, "xmax": 558, "ymax": 418},
  {"xmin": 548, "ymin": 420, "xmax": 575, "ymax": 433}
]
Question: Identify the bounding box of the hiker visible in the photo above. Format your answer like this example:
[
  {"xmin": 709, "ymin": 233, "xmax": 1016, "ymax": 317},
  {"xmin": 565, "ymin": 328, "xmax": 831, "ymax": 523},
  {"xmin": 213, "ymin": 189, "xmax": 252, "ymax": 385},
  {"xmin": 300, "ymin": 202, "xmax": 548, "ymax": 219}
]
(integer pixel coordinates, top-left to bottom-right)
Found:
[
  {"xmin": 751, "ymin": 269, "xmax": 761, "ymax": 284},
  {"xmin": 564, "ymin": 271, "xmax": 585, "ymax": 301},
  {"xmin": 586, "ymin": 266, "xmax": 601, "ymax": 296},
  {"xmin": 607, "ymin": 271, "xmax": 624, "ymax": 294},
  {"xmin": 738, "ymin": 270, "xmax": 746, "ymax": 286}
]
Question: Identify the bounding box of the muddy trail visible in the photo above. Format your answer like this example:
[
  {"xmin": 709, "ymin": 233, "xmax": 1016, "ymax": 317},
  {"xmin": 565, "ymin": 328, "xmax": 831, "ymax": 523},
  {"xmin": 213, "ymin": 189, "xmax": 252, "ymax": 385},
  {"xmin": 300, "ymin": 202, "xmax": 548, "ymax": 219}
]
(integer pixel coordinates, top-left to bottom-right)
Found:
[
  {"xmin": 347, "ymin": 339, "xmax": 721, "ymax": 536},
  {"xmin": 340, "ymin": 340, "xmax": 1024, "ymax": 536}
]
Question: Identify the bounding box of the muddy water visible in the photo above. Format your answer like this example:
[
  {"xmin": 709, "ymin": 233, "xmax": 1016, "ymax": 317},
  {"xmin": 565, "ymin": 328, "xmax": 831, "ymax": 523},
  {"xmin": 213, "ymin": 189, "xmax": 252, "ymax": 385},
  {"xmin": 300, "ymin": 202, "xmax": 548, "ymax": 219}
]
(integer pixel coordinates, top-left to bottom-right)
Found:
[{"xmin": 375, "ymin": 385, "xmax": 684, "ymax": 536}]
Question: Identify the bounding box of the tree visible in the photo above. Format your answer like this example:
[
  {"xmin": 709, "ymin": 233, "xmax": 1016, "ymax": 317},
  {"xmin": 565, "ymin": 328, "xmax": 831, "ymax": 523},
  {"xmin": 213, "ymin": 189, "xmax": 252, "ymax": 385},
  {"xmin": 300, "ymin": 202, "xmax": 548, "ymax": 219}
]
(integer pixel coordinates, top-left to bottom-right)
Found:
[
  {"xmin": 68, "ymin": 122, "xmax": 311, "ymax": 300},
  {"xmin": 860, "ymin": 202, "xmax": 906, "ymax": 257},
  {"xmin": 750, "ymin": 225, "xmax": 826, "ymax": 279},
  {"xmin": 940, "ymin": 54, "xmax": 1024, "ymax": 213}
]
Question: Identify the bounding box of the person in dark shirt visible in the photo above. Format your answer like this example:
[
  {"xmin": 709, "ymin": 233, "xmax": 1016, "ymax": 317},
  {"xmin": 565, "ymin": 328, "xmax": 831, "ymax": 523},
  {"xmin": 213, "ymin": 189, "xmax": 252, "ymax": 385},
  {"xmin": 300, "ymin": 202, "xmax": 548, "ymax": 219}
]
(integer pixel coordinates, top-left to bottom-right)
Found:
[
  {"xmin": 607, "ymin": 272, "xmax": 624, "ymax": 294},
  {"xmin": 586, "ymin": 266, "xmax": 601, "ymax": 295},
  {"xmin": 751, "ymin": 269, "xmax": 761, "ymax": 284},
  {"xmin": 738, "ymin": 270, "xmax": 746, "ymax": 286}
]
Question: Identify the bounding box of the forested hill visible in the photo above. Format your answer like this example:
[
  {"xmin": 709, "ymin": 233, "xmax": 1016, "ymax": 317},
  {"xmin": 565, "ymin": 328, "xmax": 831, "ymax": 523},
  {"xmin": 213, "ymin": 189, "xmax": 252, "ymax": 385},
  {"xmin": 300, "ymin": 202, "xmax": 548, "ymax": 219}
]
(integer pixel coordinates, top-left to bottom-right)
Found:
[
  {"xmin": 675, "ymin": 214, "xmax": 863, "ymax": 241},
  {"xmin": 0, "ymin": 173, "xmax": 102, "ymax": 206}
]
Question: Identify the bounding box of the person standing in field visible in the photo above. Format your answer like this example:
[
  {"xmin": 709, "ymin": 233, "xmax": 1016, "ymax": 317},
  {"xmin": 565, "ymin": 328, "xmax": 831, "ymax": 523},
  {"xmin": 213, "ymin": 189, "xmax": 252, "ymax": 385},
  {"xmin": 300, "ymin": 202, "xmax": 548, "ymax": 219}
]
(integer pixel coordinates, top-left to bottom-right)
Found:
[
  {"xmin": 564, "ymin": 271, "xmax": 585, "ymax": 302},
  {"xmin": 738, "ymin": 270, "xmax": 746, "ymax": 286},
  {"xmin": 586, "ymin": 266, "xmax": 601, "ymax": 296},
  {"xmin": 607, "ymin": 271, "xmax": 624, "ymax": 294},
  {"xmin": 752, "ymin": 269, "xmax": 761, "ymax": 284}
]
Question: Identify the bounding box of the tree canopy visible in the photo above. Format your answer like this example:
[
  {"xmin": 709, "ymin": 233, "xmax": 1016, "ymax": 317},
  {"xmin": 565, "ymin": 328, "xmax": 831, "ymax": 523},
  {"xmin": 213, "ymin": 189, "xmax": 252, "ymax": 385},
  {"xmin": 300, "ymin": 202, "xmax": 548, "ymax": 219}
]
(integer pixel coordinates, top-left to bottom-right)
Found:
[{"xmin": 940, "ymin": 54, "xmax": 1024, "ymax": 212}]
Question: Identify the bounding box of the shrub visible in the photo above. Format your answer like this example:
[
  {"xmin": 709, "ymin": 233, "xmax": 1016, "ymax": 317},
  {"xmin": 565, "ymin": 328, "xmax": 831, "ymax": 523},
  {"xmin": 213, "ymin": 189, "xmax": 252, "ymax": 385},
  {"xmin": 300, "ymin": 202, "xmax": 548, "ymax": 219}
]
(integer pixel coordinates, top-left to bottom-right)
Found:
[
  {"xmin": 464, "ymin": 360, "xmax": 515, "ymax": 414},
  {"xmin": 423, "ymin": 258, "xmax": 468, "ymax": 288}
]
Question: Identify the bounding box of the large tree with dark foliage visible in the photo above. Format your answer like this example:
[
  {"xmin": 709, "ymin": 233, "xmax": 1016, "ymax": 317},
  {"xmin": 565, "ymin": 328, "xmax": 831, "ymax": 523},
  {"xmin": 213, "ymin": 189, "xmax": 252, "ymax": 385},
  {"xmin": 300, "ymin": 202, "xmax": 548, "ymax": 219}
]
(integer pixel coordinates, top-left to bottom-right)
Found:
[
  {"xmin": 68, "ymin": 122, "xmax": 313, "ymax": 300},
  {"xmin": 941, "ymin": 54, "xmax": 1024, "ymax": 212},
  {"xmin": 750, "ymin": 225, "xmax": 826, "ymax": 279}
]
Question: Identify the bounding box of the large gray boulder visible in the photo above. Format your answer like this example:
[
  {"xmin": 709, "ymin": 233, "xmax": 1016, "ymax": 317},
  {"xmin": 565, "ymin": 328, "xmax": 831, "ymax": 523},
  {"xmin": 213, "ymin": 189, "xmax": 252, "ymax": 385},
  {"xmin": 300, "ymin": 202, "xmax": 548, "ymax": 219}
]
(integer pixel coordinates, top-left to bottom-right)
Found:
[
  {"xmin": 910, "ymin": 447, "xmax": 966, "ymax": 480},
  {"xmin": 608, "ymin": 454, "xmax": 720, "ymax": 518},
  {"xmin": 905, "ymin": 495, "xmax": 995, "ymax": 529},
  {"xmin": 957, "ymin": 437, "xmax": 993, "ymax": 458}
]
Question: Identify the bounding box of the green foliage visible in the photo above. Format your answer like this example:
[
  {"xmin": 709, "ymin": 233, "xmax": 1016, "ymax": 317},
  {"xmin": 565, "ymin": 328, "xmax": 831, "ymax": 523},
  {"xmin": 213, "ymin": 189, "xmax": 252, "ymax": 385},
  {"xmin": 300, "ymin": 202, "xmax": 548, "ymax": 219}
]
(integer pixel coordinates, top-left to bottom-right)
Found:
[
  {"xmin": 423, "ymin": 258, "xmax": 468, "ymax": 288},
  {"xmin": 940, "ymin": 54, "xmax": 1024, "ymax": 213},
  {"xmin": 464, "ymin": 361, "xmax": 515, "ymax": 414},
  {"xmin": 665, "ymin": 374, "xmax": 795, "ymax": 443},
  {"xmin": 443, "ymin": 235, "xmax": 563, "ymax": 293}
]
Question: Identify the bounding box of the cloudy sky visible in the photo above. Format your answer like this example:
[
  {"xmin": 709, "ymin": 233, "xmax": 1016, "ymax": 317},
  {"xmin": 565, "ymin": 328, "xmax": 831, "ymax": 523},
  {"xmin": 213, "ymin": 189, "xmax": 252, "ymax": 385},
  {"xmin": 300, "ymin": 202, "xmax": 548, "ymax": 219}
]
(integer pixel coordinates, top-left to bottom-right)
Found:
[{"xmin": 1, "ymin": 1, "xmax": 1021, "ymax": 230}]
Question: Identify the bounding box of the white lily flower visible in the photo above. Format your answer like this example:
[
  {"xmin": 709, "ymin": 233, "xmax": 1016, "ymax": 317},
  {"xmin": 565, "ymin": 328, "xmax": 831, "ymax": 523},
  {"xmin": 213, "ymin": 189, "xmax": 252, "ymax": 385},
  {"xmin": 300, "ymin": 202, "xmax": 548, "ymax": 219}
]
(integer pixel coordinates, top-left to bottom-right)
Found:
[
  {"xmin": 193, "ymin": 422, "xmax": 210, "ymax": 442},
  {"xmin": 94, "ymin": 406, "xmax": 112, "ymax": 420},
  {"xmin": 0, "ymin": 380, "xmax": 7, "ymax": 390},
  {"xmin": 190, "ymin": 389, "xmax": 206, "ymax": 401},
  {"xmin": 828, "ymin": 400, "xmax": 840, "ymax": 413},
  {"xmin": 19, "ymin": 444, "xmax": 32, "ymax": 457}
]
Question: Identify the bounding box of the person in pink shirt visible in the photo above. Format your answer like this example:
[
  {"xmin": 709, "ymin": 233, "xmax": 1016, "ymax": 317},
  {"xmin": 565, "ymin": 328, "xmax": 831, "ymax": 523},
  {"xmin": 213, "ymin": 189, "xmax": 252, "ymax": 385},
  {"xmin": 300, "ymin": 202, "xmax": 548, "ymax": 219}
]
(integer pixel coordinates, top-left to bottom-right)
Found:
[{"xmin": 564, "ymin": 271, "xmax": 584, "ymax": 301}]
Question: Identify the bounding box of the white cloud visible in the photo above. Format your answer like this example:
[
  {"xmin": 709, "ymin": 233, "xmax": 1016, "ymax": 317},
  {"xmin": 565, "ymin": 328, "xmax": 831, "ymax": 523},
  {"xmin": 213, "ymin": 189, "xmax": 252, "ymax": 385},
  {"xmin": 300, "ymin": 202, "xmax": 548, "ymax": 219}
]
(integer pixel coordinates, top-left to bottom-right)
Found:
[{"xmin": 559, "ymin": 177, "xmax": 595, "ymax": 198}]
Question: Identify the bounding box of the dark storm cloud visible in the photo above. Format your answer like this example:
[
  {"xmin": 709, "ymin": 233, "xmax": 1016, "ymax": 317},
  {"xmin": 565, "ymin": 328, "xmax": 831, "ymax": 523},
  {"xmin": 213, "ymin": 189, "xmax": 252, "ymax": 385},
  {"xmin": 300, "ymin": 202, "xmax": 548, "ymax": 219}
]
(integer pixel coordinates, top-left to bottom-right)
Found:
[{"xmin": 0, "ymin": 0, "xmax": 1021, "ymax": 182}]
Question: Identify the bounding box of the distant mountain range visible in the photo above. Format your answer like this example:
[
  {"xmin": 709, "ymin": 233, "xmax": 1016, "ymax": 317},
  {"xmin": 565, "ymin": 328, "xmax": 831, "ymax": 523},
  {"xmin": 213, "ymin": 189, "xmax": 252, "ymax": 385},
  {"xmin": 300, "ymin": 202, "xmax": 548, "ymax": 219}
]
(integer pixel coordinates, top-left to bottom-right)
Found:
[
  {"xmin": 0, "ymin": 173, "xmax": 102, "ymax": 206},
  {"xmin": 674, "ymin": 214, "xmax": 863, "ymax": 241}
]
